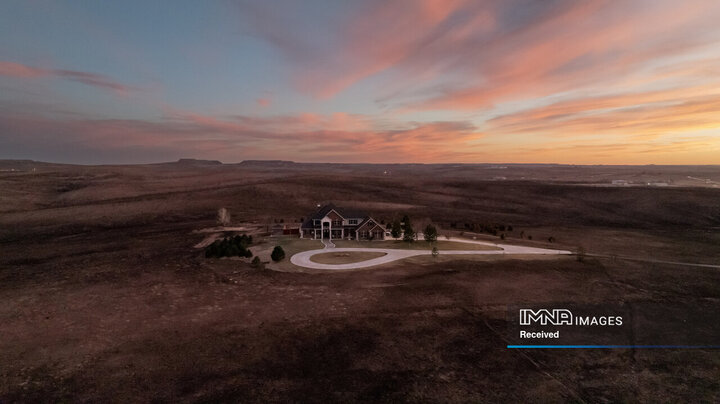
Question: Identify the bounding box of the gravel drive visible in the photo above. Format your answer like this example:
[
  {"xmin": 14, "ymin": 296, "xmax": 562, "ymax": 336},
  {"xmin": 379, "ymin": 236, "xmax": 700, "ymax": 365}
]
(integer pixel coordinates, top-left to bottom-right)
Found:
[{"xmin": 290, "ymin": 237, "xmax": 572, "ymax": 270}]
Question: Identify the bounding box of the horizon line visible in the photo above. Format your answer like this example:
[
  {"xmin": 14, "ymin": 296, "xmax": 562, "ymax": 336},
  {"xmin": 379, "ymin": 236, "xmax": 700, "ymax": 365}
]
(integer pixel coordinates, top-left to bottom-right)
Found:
[{"xmin": 2, "ymin": 158, "xmax": 720, "ymax": 168}]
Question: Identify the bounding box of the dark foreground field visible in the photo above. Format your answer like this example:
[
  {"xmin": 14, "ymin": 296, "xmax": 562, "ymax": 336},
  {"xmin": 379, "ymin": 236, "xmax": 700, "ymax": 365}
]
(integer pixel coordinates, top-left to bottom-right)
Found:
[{"xmin": 1, "ymin": 160, "xmax": 720, "ymax": 402}]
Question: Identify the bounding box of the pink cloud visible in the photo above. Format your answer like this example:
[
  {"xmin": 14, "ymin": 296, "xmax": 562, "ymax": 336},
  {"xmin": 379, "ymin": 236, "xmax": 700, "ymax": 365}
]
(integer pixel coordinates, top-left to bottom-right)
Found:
[
  {"xmin": 481, "ymin": 85, "xmax": 720, "ymax": 152},
  {"xmin": 240, "ymin": 0, "xmax": 480, "ymax": 99},
  {"xmin": 241, "ymin": 0, "xmax": 720, "ymax": 114},
  {"xmin": 404, "ymin": 0, "xmax": 718, "ymax": 110},
  {"xmin": 2, "ymin": 106, "xmax": 485, "ymax": 163},
  {"xmin": 0, "ymin": 61, "xmax": 133, "ymax": 94},
  {"xmin": 3, "ymin": 104, "xmax": 718, "ymax": 164},
  {"xmin": 256, "ymin": 97, "xmax": 271, "ymax": 107},
  {"xmin": 0, "ymin": 61, "xmax": 48, "ymax": 78}
]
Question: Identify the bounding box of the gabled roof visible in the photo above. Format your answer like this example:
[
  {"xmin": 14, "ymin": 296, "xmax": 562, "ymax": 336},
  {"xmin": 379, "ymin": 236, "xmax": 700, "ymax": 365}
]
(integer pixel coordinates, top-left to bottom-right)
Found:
[
  {"xmin": 309, "ymin": 203, "xmax": 341, "ymax": 220},
  {"xmin": 309, "ymin": 203, "xmax": 368, "ymax": 220},
  {"xmin": 356, "ymin": 217, "xmax": 383, "ymax": 230},
  {"xmin": 301, "ymin": 203, "xmax": 370, "ymax": 229}
]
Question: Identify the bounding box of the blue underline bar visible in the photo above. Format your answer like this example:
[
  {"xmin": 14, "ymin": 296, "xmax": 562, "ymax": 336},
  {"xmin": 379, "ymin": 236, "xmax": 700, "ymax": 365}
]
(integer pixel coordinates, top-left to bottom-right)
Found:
[{"xmin": 507, "ymin": 345, "xmax": 720, "ymax": 349}]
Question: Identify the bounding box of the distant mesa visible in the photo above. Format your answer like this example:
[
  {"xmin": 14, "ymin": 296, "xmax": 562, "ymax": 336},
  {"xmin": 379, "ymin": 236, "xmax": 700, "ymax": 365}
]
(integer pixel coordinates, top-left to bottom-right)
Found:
[
  {"xmin": 238, "ymin": 160, "xmax": 297, "ymax": 167},
  {"xmin": 174, "ymin": 158, "xmax": 223, "ymax": 166}
]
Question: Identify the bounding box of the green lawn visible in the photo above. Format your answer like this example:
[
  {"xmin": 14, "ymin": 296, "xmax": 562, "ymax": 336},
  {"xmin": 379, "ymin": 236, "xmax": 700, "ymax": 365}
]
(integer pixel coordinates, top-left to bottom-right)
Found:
[
  {"xmin": 310, "ymin": 251, "xmax": 387, "ymax": 264},
  {"xmin": 253, "ymin": 237, "xmax": 501, "ymax": 271},
  {"xmin": 271, "ymin": 236, "xmax": 324, "ymax": 255},
  {"xmin": 252, "ymin": 236, "xmax": 323, "ymax": 271},
  {"xmin": 332, "ymin": 239, "xmax": 501, "ymax": 251}
]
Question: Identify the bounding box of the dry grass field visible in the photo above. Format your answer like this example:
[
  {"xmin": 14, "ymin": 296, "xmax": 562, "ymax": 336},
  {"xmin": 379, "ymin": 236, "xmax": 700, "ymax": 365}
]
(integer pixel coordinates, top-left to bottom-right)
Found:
[{"xmin": 1, "ymin": 159, "xmax": 720, "ymax": 402}]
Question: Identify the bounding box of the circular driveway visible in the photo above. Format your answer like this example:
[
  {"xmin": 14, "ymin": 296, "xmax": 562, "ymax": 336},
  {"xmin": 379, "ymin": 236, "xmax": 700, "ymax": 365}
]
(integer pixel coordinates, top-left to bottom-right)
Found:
[{"xmin": 290, "ymin": 237, "xmax": 572, "ymax": 270}]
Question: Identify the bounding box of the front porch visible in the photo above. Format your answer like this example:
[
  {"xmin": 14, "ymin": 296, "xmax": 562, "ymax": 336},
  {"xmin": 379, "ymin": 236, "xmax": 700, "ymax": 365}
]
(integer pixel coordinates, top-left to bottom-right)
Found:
[{"xmin": 309, "ymin": 227, "xmax": 356, "ymax": 240}]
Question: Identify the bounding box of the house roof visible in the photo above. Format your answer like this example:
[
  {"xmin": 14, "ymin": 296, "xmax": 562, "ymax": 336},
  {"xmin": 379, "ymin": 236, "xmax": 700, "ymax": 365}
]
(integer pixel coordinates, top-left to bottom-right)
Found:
[
  {"xmin": 357, "ymin": 217, "xmax": 383, "ymax": 230},
  {"xmin": 301, "ymin": 203, "xmax": 370, "ymax": 229},
  {"xmin": 309, "ymin": 203, "xmax": 368, "ymax": 220}
]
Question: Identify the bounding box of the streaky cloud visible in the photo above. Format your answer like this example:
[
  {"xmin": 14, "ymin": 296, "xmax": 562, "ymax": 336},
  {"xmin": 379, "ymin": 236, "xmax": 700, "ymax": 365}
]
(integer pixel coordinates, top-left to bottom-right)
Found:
[{"xmin": 0, "ymin": 61, "xmax": 133, "ymax": 94}]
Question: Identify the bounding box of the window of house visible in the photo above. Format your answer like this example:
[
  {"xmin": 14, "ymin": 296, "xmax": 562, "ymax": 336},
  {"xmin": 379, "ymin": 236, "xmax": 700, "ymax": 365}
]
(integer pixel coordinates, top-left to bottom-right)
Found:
[
  {"xmin": 349, "ymin": 219, "xmax": 358, "ymax": 225},
  {"xmin": 332, "ymin": 220, "xmax": 342, "ymax": 227},
  {"xmin": 313, "ymin": 219, "xmax": 320, "ymax": 226}
]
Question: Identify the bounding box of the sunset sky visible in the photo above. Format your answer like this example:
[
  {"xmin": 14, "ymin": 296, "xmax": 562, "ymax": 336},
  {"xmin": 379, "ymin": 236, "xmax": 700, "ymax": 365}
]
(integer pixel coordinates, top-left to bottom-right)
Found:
[{"xmin": 1, "ymin": 0, "xmax": 720, "ymax": 164}]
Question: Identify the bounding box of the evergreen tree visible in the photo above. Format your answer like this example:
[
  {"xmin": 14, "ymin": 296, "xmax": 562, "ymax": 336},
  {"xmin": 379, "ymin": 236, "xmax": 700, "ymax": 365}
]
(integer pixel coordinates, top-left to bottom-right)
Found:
[
  {"xmin": 424, "ymin": 224, "xmax": 438, "ymax": 242},
  {"xmin": 403, "ymin": 224, "xmax": 415, "ymax": 242},
  {"xmin": 401, "ymin": 215, "xmax": 411, "ymax": 231},
  {"xmin": 391, "ymin": 220, "xmax": 402, "ymax": 238}
]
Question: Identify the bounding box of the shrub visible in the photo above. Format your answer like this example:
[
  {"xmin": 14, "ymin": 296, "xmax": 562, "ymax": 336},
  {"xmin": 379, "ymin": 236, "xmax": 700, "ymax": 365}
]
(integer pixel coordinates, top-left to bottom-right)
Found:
[
  {"xmin": 500, "ymin": 233, "xmax": 506, "ymax": 240},
  {"xmin": 431, "ymin": 246, "xmax": 439, "ymax": 257},
  {"xmin": 271, "ymin": 246, "xmax": 286, "ymax": 262},
  {"xmin": 250, "ymin": 256, "xmax": 263, "ymax": 269}
]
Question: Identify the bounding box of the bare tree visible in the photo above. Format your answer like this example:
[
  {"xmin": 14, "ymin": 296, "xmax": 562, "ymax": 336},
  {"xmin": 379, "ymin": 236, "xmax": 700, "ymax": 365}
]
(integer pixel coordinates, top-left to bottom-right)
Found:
[{"xmin": 217, "ymin": 208, "xmax": 231, "ymax": 227}]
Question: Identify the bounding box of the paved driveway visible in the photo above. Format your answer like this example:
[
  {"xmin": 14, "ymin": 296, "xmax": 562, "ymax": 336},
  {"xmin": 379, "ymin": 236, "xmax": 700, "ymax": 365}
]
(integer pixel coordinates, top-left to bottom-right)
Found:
[{"xmin": 290, "ymin": 237, "xmax": 572, "ymax": 270}]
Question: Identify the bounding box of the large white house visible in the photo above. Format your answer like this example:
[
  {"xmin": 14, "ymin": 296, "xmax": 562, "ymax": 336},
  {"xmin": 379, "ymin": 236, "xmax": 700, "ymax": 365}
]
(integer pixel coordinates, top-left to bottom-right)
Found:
[{"xmin": 299, "ymin": 203, "xmax": 386, "ymax": 240}]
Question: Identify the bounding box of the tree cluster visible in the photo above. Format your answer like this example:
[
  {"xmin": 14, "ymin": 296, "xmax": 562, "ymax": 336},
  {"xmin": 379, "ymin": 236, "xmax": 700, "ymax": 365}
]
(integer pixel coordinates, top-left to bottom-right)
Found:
[
  {"xmin": 448, "ymin": 221, "xmax": 512, "ymax": 236},
  {"xmin": 205, "ymin": 234, "xmax": 253, "ymax": 258}
]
